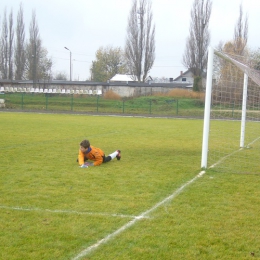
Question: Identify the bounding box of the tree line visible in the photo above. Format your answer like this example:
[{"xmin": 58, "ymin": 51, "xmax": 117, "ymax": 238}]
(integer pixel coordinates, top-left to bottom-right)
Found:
[
  {"xmin": 91, "ymin": 0, "xmax": 259, "ymax": 87},
  {"xmin": 0, "ymin": 3, "xmax": 52, "ymax": 82},
  {"xmin": 0, "ymin": 0, "xmax": 259, "ymax": 87},
  {"xmin": 90, "ymin": 0, "xmax": 155, "ymax": 83}
]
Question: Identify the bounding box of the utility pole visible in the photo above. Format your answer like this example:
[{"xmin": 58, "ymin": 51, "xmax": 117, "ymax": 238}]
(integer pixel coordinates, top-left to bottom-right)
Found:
[{"xmin": 64, "ymin": 47, "xmax": 72, "ymax": 81}]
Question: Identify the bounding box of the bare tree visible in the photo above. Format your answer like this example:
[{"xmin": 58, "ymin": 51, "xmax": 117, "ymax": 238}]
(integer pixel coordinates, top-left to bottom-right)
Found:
[
  {"xmin": 214, "ymin": 5, "xmax": 249, "ymax": 80},
  {"xmin": 15, "ymin": 3, "xmax": 26, "ymax": 80},
  {"xmin": 250, "ymin": 48, "xmax": 260, "ymax": 70},
  {"xmin": 8, "ymin": 9, "xmax": 14, "ymax": 80},
  {"xmin": 233, "ymin": 4, "xmax": 248, "ymax": 55},
  {"xmin": 38, "ymin": 47, "xmax": 52, "ymax": 80},
  {"xmin": 213, "ymin": 5, "xmax": 249, "ymax": 104},
  {"xmin": 0, "ymin": 8, "xmax": 14, "ymax": 80},
  {"xmin": 183, "ymin": 0, "xmax": 212, "ymax": 77},
  {"xmin": 24, "ymin": 10, "xmax": 40, "ymax": 82},
  {"xmin": 54, "ymin": 71, "xmax": 68, "ymax": 80},
  {"xmin": 24, "ymin": 11, "xmax": 52, "ymax": 81},
  {"xmin": 125, "ymin": 0, "xmax": 155, "ymax": 82},
  {"xmin": 0, "ymin": 9, "xmax": 8, "ymax": 79}
]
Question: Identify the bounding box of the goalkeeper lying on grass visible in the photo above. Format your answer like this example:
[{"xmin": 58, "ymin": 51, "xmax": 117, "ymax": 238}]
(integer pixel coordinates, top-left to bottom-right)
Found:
[{"xmin": 77, "ymin": 139, "xmax": 121, "ymax": 168}]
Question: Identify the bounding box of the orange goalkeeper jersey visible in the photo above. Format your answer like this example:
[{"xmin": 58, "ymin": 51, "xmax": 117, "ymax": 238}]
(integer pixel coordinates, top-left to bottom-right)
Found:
[{"xmin": 78, "ymin": 145, "xmax": 105, "ymax": 166}]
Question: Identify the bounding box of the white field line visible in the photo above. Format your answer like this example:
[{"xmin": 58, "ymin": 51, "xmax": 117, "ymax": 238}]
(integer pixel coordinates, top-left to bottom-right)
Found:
[
  {"xmin": 210, "ymin": 136, "xmax": 260, "ymax": 169},
  {"xmin": 72, "ymin": 170, "xmax": 206, "ymax": 260},
  {"xmin": 247, "ymin": 136, "xmax": 260, "ymax": 147},
  {"xmin": 0, "ymin": 205, "xmax": 147, "ymax": 219}
]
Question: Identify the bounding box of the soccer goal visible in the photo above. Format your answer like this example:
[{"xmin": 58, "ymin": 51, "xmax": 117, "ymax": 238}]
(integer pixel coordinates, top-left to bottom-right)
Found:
[{"xmin": 201, "ymin": 47, "xmax": 260, "ymax": 174}]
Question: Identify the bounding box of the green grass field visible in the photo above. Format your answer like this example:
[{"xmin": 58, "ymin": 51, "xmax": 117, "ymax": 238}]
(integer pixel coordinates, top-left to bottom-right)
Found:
[{"xmin": 0, "ymin": 112, "xmax": 260, "ymax": 260}]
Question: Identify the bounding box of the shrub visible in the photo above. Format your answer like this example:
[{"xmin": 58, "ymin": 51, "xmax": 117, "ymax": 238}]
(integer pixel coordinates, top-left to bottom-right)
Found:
[
  {"xmin": 104, "ymin": 90, "xmax": 121, "ymax": 100},
  {"xmin": 167, "ymin": 88, "xmax": 205, "ymax": 99}
]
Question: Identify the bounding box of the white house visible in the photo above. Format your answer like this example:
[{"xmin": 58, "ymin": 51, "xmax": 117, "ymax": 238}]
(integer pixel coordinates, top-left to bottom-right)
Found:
[
  {"xmin": 173, "ymin": 70, "xmax": 194, "ymax": 88},
  {"xmin": 174, "ymin": 69, "xmax": 208, "ymax": 90},
  {"xmin": 110, "ymin": 74, "xmax": 137, "ymax": 82}
]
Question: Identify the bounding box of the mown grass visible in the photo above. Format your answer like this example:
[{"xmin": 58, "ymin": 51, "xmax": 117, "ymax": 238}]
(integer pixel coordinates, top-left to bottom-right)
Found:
[
  {"xmin": 0, "ymin": 112, "xmax": 259, "ymax": 260},
  {"xmin": 2, "ymin": 93, "xmax": 205, "ymax": 117}
]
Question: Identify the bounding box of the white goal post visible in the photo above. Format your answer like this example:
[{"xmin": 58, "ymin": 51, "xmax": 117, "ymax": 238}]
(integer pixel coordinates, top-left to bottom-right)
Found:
[{"xmin": 201, "ymin": 47, "xmax": 260, "ymax": 173}]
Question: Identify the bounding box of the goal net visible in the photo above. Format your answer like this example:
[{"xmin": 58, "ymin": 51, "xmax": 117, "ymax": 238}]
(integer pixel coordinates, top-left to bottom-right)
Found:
[{"xmin": 201, "ymin": 47, "xmax": 260, "ymax": 174}]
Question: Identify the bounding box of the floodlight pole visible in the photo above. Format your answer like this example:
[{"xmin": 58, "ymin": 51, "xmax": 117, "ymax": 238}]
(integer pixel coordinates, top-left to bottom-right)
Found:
[{"xmin": 64, "ymin": 47, "xmax": 72, "ymax": 81}]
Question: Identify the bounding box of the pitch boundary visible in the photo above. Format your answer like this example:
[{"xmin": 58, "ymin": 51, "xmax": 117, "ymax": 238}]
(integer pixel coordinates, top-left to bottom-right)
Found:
[{"xmin": 71, "ymin": 170, "xmax": 206, "ymax": 260}]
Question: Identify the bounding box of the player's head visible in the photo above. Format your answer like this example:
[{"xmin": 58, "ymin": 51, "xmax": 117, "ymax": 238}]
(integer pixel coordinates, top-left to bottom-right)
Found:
[{"xmin": 80, "ymin": 139, "xmax": 90, "ymax": 149}]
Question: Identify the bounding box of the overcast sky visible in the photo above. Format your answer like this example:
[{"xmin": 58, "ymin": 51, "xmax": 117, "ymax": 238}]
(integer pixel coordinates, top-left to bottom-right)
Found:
[{"xmin": 0, "ymin": 0, "xmax": 259, "ymax": 80}]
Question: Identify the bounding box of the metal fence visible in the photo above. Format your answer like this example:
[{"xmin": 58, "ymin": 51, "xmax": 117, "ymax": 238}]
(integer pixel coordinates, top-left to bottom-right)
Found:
[{"xmin": 1, "ymin": 92, "xmax": 205, "ymax": 117}]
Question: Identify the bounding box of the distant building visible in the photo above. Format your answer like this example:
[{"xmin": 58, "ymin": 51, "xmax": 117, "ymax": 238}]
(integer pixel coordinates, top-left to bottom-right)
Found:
[
  {"xmin": 0, "ymin": 79, "xmax": 192, "ymax": 98},
  {"xmin": 147, "ymin": 77, "xmax": 172, "ymax": 83},
  {"xmin": 174, "ymin": 69, "xmax": 207, "ymax": 90},
  {"xmin": 173, "ymin": 70, "xmax": 194, "ymax": 88},
  {"xmin": 147, "ymin": 70, "xmax": 195, "ymax": 86},
  {"xmin": 110, "ymin": 74, "xmax": 137, "ymax": 82}
]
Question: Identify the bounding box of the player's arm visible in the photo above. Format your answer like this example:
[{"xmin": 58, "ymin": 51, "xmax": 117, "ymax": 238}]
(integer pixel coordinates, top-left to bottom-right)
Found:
[{"xmin": 78, "ymin": 150, "xmax": 85, "ymax": 166}]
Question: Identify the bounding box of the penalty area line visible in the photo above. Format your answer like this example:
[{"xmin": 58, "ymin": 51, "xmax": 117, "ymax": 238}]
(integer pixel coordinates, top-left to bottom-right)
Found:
[
  {"xmin": 72, "ymin": 170, "xmax": 206, "ymax": 260},
  {"xmin": 0, "ymin": 205, "xmax": 146, "ymax": 219}
]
